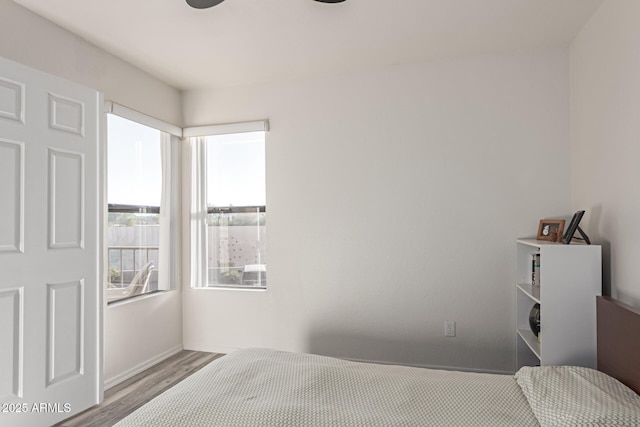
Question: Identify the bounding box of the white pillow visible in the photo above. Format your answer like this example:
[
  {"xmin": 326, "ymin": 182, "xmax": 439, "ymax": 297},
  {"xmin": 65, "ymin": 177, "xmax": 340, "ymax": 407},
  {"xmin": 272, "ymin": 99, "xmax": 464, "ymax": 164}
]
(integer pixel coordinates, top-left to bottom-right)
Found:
[{"xmin": 515, "ymin": 365, "xmax": 640, "ymax": 426}]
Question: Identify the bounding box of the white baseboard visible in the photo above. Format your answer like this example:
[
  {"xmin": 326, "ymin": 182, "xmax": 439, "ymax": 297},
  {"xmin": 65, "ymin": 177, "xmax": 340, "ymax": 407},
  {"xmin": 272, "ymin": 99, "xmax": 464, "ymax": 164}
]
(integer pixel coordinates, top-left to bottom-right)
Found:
[
  {"xmin": 182, "ymin": 342, "xmax": 240, "ymax": 355},
  {"xmin": 105, "ymin": 344, "xmax": 184, "ymax": 390},
  {"xmin": 182, "ymin": 344, "xmax": 512, "ymax": 375},
  {"xmin": 344, "ymin": 356, "xmax": 513, "ymax": 375}
]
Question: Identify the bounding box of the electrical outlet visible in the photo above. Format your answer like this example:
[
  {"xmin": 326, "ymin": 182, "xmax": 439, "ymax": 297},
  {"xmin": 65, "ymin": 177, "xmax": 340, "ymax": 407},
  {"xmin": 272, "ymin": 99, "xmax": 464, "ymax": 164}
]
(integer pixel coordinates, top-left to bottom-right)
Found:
[{"xmin": 445, "ymin": 321, "xmax": 456, "ymax": 337}]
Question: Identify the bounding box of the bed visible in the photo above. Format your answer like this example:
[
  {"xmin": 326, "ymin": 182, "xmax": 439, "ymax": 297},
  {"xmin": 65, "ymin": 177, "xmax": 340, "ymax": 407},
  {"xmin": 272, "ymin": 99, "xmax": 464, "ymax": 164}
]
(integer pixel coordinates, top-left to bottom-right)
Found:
[{"xmin": 116, "ymin": 296, "xmax": 640, "ymax": 426}]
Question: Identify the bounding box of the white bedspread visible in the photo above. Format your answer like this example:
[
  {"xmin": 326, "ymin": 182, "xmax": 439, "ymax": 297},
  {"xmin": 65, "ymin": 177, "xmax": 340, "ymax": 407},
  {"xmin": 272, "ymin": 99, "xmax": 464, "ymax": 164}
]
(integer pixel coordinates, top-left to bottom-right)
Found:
[{"xmin": 116, "ymin": 348, "xmax": 539, "ymax": 426}]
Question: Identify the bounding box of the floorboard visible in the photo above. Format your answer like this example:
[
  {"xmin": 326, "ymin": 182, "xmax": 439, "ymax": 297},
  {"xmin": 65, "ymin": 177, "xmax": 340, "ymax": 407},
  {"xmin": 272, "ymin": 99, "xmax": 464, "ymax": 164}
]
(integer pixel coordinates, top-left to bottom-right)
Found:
[{"xmin": 55, "ymin": 350, "xmax": 224, "ymax": 427}]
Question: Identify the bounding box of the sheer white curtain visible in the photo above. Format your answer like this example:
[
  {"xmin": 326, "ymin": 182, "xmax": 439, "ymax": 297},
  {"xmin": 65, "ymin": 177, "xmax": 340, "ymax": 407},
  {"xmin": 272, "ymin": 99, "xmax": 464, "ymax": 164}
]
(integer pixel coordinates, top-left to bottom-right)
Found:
[
  {"xmin": 189, "ymin": 136, "xmax": 209, "ymax": 287},
  {"xmin": 158, "ymin": 132, "xmax": 180, "ymax": 291}
]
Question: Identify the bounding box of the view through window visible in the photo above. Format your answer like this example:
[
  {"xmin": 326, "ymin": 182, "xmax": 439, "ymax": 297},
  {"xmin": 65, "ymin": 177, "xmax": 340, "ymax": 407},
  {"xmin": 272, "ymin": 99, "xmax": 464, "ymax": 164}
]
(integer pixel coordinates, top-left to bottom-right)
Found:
[
  {"xmin": 106, "ymin": 114, "xmax": 162, "ymax": 302},
  {"xmin": 205, "ymin": 131, "xmax": 266, "ymax": 288}
]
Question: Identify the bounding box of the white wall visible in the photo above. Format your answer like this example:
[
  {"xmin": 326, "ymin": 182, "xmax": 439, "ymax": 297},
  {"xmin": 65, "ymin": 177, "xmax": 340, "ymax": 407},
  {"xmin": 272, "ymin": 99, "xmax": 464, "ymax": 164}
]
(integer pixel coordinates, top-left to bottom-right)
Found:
[
  {"xmin": 0, "ymin": 0, "xmax": 184, "ymax": 386},
  {"xmin": 182, "ymin": 49, "xmax": 572, "ymax": 373},
  {"xmin": 0, "ymin": 0, "xmax": 182, "ymax": 126},
  {"xmin": 570, "ymin": 0, "xmax": 640, "ymax": 306},
  {"xmin": 104, "ymin": 293, "xmax": 183, "ymax": 387}
]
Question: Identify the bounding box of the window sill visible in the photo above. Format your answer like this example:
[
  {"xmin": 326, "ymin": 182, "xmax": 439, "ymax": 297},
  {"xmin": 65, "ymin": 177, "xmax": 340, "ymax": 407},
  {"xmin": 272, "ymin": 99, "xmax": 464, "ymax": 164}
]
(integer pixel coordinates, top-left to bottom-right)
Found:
[
  {"xmin": 106, "ymin": 289, "xmax": 175, "ymax": 307},
  {"xmin": 193, "ymin": 285, "xmax": 267, "ymax": 292}
]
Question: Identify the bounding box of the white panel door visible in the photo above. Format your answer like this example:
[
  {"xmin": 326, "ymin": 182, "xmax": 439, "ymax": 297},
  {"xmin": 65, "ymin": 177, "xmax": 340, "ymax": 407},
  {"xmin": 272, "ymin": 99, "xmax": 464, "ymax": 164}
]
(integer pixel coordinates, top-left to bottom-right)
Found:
[{"xmin": 0, "ymin": 56, "xmax": 101, "ymax": 427}]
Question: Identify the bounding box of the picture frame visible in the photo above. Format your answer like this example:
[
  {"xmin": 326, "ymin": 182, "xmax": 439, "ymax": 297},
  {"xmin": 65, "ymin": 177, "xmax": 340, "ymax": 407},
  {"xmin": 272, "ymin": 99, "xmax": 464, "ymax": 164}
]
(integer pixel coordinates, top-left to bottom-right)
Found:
[
  {"xmin": 563, "ymin": 210, "xmax": 590, "ymax": 244},
  {"xmin": 536, "ymin": 219, "xmax": 565, "ymax": 242}
]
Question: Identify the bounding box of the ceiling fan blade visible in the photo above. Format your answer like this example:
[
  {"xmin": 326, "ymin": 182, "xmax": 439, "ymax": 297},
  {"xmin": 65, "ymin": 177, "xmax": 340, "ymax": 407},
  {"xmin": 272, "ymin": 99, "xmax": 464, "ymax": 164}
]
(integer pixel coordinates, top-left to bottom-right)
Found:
[
  {"xmin": 186, "ymin": 0, "xmax": 225, "ymax": 9},
  {"xmin": 186, "ymin": 0, "xmax": 344, "ymax": 9}
]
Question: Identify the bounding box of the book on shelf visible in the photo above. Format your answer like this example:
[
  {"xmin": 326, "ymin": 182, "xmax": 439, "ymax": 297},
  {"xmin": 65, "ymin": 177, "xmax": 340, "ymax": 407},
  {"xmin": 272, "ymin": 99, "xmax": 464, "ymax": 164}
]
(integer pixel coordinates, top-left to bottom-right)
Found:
[{"xmin": 531, "ymin": 253, "xmax": 541, "ymax": 287}]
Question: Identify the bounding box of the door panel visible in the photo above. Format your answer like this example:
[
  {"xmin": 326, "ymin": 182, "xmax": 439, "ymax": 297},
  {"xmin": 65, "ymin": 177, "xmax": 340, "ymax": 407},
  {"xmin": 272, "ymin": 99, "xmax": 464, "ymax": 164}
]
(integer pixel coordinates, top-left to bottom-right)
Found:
[
  {"xmin": 48, "ymin": 148, "xmax": 85, "ymax": 249},
  {"xmin": 0, "ymin": 76, "xmax": 25, "ymax": 123},
  {"xmin": 47, "ymin": 280, "xmax": 84, "ymax": 386},
  {"xmin": 0, "ymin": 56, "xmax": 101, "ymax": 427},
  {"xmin": 48, "ymin": 93, "xmax": 85, "ymax": 136},
  {"xmin": 0, "ymin": 287, "xmax": 23, "ymax": 400},
  {"xmin": 0, "ymin": 138, "xmax": 24, "ymax": 253}
]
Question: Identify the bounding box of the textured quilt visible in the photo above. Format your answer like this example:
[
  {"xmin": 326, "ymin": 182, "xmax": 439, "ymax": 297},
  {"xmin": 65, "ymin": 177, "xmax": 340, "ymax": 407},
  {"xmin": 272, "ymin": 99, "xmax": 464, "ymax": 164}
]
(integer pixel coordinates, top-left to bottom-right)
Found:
[{"xmin": 116, "ymin": 348, "xmax": 539, "ymax": 426}]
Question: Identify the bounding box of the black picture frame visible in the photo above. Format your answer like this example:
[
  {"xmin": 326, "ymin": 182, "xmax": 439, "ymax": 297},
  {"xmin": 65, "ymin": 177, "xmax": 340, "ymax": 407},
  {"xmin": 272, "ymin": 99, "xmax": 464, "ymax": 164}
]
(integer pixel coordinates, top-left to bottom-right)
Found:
[{"xmin": 563, "ymin": 210, "xmax": 591, "ymax": 244}]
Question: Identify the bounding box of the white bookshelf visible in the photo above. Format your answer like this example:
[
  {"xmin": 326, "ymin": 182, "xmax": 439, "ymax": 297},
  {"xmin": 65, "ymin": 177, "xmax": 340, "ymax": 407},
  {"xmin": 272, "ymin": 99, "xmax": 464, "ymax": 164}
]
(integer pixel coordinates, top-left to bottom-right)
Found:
[{"xmin": 516, "ymin": 239, "xmax": 602, "ymax": 369}]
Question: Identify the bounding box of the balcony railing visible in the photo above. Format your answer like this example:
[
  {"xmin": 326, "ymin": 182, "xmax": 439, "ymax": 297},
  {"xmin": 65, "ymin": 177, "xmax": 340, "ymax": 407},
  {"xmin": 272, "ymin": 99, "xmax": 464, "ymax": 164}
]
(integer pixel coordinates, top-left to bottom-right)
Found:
[{"xmin": 108, "ymin": 245, "xmax": 159, "ymax": 288}]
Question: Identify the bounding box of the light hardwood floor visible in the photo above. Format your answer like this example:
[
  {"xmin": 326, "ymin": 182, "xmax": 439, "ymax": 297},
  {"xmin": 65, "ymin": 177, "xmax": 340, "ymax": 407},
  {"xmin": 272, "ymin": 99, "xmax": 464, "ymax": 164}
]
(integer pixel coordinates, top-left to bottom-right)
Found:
[{"xmin": 55, "ymin": 350, "xmax": 224, "ymax": 427}]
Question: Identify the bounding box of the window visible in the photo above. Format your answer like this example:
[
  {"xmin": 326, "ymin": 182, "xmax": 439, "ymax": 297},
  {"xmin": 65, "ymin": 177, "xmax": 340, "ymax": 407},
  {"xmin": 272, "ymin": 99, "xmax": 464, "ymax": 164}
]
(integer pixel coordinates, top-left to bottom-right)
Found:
[
  {"xmin": 106, "ymin": 112, "xmax": 179, "ymax": 303},
  {"xmin": 189, "ymin": 129, "xmax": 267, "ymax": 289}
]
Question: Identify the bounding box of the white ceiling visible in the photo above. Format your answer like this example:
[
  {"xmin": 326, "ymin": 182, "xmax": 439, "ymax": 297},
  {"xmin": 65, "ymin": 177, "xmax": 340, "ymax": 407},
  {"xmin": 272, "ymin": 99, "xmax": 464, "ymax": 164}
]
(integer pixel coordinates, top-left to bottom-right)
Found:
[{"xmin": 13, "ymin": 0, "xmax": 602, "ymax": 91}]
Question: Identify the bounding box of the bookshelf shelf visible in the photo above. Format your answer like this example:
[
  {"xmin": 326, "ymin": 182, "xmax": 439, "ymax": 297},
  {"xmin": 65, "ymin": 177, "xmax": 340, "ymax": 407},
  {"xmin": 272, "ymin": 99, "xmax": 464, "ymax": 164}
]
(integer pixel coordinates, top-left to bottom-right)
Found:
[
  {"xmin": 517, "ymin": 283, "xmax": 540, "ymax": 304},
  {"xmin": 517, "ymin": 329, "xmax": 541, "ymax": 359}
]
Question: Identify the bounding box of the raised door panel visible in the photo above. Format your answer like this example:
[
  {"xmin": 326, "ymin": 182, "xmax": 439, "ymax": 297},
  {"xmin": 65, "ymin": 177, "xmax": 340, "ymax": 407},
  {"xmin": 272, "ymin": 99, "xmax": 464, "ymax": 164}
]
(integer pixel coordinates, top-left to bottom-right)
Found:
[
  {"xmin": 47, "ymin": 280, "xmax": 84, "ymax": 386},
  {"xmin": 0, "ymin": 139, "xmax": 24, "ymax": 253},
  {"xmin": 0, "ymin": 76, "xmax": 25, "ymax": 123},
  {"xmin": 48, "ymin": 93, "xmax": 84, "ymax": 136},
  {"xmin": 0, "ymin": 288, "xmax": 23, "ymax": 401},
  {"xmin": 48, "ymin": 149, "xmax": 84, "ymax": 249}
]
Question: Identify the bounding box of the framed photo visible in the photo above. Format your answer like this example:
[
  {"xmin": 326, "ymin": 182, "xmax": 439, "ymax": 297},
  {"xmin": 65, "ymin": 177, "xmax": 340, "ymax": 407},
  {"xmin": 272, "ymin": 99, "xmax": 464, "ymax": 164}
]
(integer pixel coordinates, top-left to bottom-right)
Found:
[
  {"xmin": 563, "ymin": 210, "xmax": 590, "ymax": 244},
  {"xmin": 537, "ymin": 219, "xmax": 565, "ymax": 242}
]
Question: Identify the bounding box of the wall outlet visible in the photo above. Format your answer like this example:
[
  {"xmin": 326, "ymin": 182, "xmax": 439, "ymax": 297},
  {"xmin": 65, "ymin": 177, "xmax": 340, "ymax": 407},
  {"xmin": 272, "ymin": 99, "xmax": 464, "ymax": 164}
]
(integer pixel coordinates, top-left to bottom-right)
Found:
[{"xmin": 445, "ymin": 321, "xmax": 456, "ymax": 337}]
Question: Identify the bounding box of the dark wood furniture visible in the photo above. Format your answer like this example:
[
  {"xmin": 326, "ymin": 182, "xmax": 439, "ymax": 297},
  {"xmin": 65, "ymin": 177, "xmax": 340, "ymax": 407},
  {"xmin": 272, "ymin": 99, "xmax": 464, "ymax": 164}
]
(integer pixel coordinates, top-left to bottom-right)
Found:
[{"xmin": 597, "ymin": 296, "xmax": 640, "ymax": 394}]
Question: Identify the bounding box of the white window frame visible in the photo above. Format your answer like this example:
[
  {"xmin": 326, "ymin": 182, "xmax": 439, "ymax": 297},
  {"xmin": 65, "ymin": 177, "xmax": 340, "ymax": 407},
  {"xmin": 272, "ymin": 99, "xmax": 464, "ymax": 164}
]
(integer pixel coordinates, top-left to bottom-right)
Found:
[
  {"xmin": 105, "ymin": 102, "xmax": 182, "ymax": 303},
  {"xmin": 185, "ymin": 120, "xmax": 269, "ymax": 290}
]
